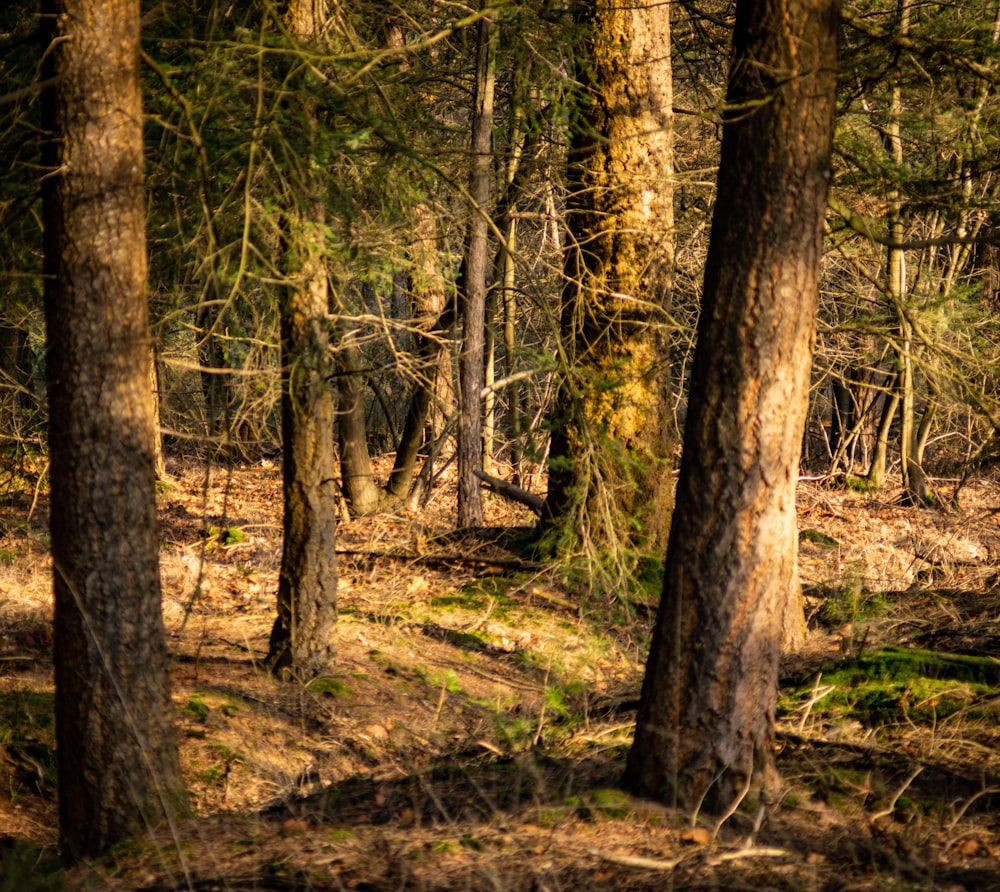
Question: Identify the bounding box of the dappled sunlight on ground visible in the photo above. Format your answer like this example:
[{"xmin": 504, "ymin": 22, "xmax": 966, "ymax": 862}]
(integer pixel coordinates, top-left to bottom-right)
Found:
[{"xmin": 0, "ymin": 458, "xmax": 999, "ymax": 889}]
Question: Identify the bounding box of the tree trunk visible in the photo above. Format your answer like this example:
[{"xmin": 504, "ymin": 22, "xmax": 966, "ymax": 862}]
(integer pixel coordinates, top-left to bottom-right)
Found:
[
  {"xmin": 483, "ymin": 287, "xmax": 496, "ymax": 476},
  {"xmin": 456, "ymin": 8, "xmax": 496, "ymax": 528},
  {"xmin": 886, "ymin": 0, "xmax": 930, "ymax": 505},
  {"xmin": 866, "ymin": 371, "xmax": 901, "ymax": 490},
  {"xmin": 495, "ymin": 74, "xmax": 535, "ymax": 487},
  {"xmin": 336, "ymin": 320, "xmax": 380, "ymax": 516},
  {"xmin": 41, "ymin": 0, "xmax": 185, "ymax": 859},
  {"xmin": 624, "ymin": 0, "xmax": 839, "ymax": 813},
  {"xmin": 386, "ymin": 288, "xmax": 453, "ymax": 502},
  {"xmin": 268, "ymin": 0, "xmax": 338, "ymax": 680},
  {"xmin": 196, "ymin": 300, "xmax": 234, "ymax": 446},
  {"xmin": 544, "ymin": 0, "xmax": 675, "ymax": 558},
  {"xmin": 149, "ymin": 336, "xmax": 169, "ymax": 480},
  {"xmin": 501, "ymin": 223, "xmax": 521, "ymax": 484},
  {"xmin": 830, "ymin": 375, "xmax": 858, "ymax": 472}
]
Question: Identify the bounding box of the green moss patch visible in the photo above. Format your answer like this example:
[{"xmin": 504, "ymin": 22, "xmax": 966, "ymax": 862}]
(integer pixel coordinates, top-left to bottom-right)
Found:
[{"xmin": 782, "ymin": 647, "xmax": 1000, "ymax": 726}]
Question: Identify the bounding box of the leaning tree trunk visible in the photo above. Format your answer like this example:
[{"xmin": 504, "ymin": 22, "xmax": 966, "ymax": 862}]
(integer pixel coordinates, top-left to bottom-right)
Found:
[
  {"xmin": 544, "ymin": 0, "xmax": 675, "ymax": 558},
  {"xmin": 267, "ymin": 0, "xmax": 338, "ymax": 680},
  {"xmin": 624, "ymin": 0, "xmax": 839, "ymax": 814},
  {"xmin": 386, "ymin": 207, "xmax": 451, "ymax": 503},
  {"xmin": 336, "ymin": 319, "xmax": 381, "ymax": 516},
  {"xmin": 866, "ymin": 371, "xmax": 901, "ymax": 488},
  {"xmin": 41, "ymin": 0, "xmax": 185, "ymax": 859}
]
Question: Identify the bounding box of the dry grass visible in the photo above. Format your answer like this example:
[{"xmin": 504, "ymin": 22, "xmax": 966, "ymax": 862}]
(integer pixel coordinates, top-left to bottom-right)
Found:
[{"xmin": 0, "ymin": 457, "xmax": 999, "ymax": 890}]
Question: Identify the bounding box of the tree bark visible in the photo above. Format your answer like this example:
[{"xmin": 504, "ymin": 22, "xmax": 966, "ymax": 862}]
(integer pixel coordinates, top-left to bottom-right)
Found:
[
  {"xmin": 866, "ymin": 371, "xmax": 901, "ymax": 489},
  {"xmin": 544, "ymin": 0, "xmax": 675, "ymax": 556},
  {"xmin": 41, "ymin": 0, "xmax": 185, "ymax": 859},
  {"xmin": 494, "ymin": 74, "xmax": 537, "ymax": 487},
  {"xmin": 268, "ymin": 0, "xmax": 338, "ymax": 680},
  {"xmin": 335, "ymin": 320, "xmax": 380, "ymax": 516},
  {"xmin": 886, "ymin": 0, "xmax": 930, "ymax": 506},
  {"xmin": 456, "ymin": 8, "xmax": 496, "ymax": 528},
  {"xmin": 385, "ymin": 226, "xmax": 453, "ymax": 503},
  {"xmin": 624, "ymin": 0, "xmax": 839, "ymax": 813},
  {"xmin": 149, "ymin": 336, "xmax": 169, "ymax": 480},
  {"xmin": 195, "ymin": 299, "xmax": 234, "ymax": 446}
]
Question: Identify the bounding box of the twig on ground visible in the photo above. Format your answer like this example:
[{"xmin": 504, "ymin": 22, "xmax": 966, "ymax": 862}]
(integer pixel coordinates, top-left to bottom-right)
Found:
[{"xmin": 870, "ymin": 764, "xmax": 924, "ymax": 821}]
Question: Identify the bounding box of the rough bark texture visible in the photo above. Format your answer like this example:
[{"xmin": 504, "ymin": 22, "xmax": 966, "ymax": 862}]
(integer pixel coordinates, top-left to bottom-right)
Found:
[
  {"xmin": 268, "ymin": 0, "xmax": 338, "ymax": 680},
  {"xmin": 456, "ymin": 10, "xmax": 495, "ymax": 528},
  {"xmin": 624, "ymin": 0, "xmax": 839, "ymax": 812},
  {"xmin": 545, "ymin": 0, "xmax": 674, "ymax": 554},
  {"xmin": 40, "ymin": 0, "xmax": 185, "ymax": 859}
]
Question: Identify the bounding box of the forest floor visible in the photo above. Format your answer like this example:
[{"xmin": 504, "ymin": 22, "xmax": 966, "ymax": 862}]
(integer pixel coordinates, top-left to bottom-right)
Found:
[{"xmin": 0, "ymin": 455, "xmax": 999, "ymax": 890}]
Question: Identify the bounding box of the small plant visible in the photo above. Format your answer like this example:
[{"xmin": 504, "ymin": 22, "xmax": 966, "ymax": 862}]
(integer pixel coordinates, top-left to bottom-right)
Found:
[
  {"xmin": 211, "ymin": 743, "xmax": 240, "ymax": 762},
  {"xmin": 543, "ymin": 686, "xmax": 571, "ymax": 720},
  {"xmin": 493, "ymin": 711, "xmax": 534, "ymax": 752},
  {"xmin": 306, "ymin": 677, "xmax": 349, "ymax": 697},
  {"xmin": 820, "ymin": 561, "xmax": 890, "ymax": 641},
  {"xmin": 589, "ymin": 787, "xmax": 631, "ymax": 819},
  {"xmin": 845, "ymin": 475, "xmax": 878, "ymax": 495},
  {"xmin": 201, "ymin": 766, "xmax": 226, "ymax": 786},
  {"xmin": 799, "ymin": 528, "xmax": 838, "ymax": 547},
  {"xmin": 184, "ymin": 695, "xmax": 210, "ymax": 723},
  {"xmin": 564, "ymin": 788, "xmax": 631, "ymax": 820},
  {"xmin": 223, "ymin": 527, "xmax": 246, "ymax": 546},
  {"xmin": 201, "ymin": 525, "xmax": 245, "ymax": 546}
]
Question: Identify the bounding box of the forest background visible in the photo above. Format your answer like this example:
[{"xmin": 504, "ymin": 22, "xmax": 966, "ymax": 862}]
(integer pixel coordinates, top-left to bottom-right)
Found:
[{"xmin": 1, "ymin": 0, "xmax": 1000, "ymax": 888}]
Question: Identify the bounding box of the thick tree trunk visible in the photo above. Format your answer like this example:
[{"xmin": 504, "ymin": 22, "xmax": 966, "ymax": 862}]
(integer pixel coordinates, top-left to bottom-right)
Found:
[
  {"xmin": 269, "ymin": 265, "xmax": 338, "ymax": 677},
  {"xmin": 456, "ymin": 9, "xmax": 496, "ymax": 528},
  {"xmin": 624, "ymin": 0, "xmax": 839, "ymax": 813},
  {"xmin": 41, "ymin": 0, "xmax": 185, "ymax": 859},
  {"xmin": 544, "ymin": 0, "xmax": 675, "ymax": 556},
  {"xmin": 268, "ymin": 0, "xmax": 338, "ymax": 680}
]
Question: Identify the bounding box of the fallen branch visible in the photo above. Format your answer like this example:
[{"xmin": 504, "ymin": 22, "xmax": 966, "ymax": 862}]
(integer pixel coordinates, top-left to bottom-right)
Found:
[
  {"xmin": 474, "ymin": 468, "xmax": 545, "ymax": 515},
  {"xmin": 588, "ymin": 845, "xmax": 792, "ymax": 873},
  {"xmin": 588, "ymin": 849, "xmax": 684, "ymax": 872}
]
